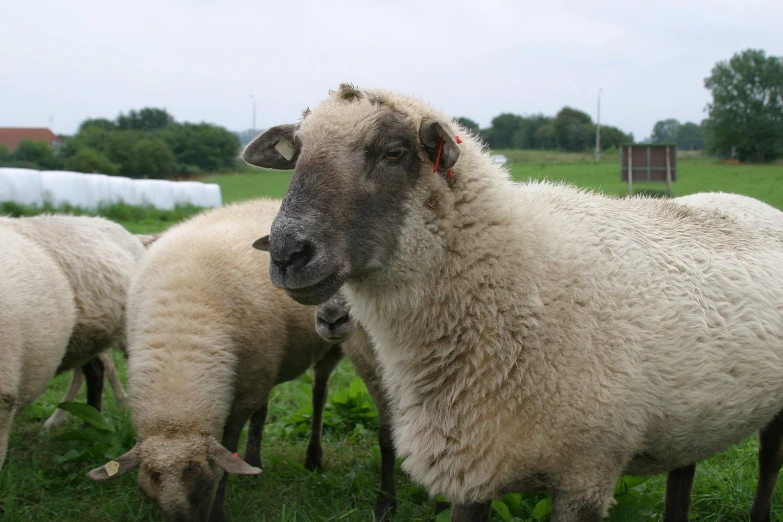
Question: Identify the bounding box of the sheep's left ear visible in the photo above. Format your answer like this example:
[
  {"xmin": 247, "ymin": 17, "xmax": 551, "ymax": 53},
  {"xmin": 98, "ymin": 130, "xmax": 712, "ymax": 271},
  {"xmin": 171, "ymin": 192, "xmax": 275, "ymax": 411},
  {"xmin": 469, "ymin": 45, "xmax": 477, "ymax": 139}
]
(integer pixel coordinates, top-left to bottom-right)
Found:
[
  {"xmin": 252, "ymin": 235, "xmax": 270, "ymax": 251},
  {"xmin": 242, "ymin": 124, "xmax": 300, "ymax": 170},
  {"xmin": 419, "ymin": 119, "xmax": 460, "ymax": 172},
  {"xmin": 209, "ymin": 437, "xmax": 262, "ymax": 475}
]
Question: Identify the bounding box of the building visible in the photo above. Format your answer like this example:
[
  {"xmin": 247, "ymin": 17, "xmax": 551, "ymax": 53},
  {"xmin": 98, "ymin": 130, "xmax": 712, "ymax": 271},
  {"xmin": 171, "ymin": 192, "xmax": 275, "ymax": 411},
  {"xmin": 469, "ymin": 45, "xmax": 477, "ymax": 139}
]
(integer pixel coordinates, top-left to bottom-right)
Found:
[{"xmin": 0, "ymin": 128, "xmax": 61, "ymax": 153}]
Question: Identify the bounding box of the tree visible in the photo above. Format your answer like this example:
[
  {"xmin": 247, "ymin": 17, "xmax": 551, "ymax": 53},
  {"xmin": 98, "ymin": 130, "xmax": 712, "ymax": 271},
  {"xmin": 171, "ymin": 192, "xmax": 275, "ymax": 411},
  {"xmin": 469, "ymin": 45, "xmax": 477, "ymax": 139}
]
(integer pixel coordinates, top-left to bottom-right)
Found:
[
  {"xmin": 117, "ymin": 108, "xmax": 175, "ymax": 132},
  {"xmin": 675, "ymin": 123, "xmax": 704, "ymax": 150},
  {"xmin": 12, "ymin": 139, "xmax": 62, "ymax": 169},
  {"xmin": 78, "ymin": 118, "xmax": 117, "ymax": 133},
  {"xmin": 123, "ymin": 137, "xmax": 175, "ymax": 178},
  {"xmin": 651, "ymin": 119, "xmax": 680, "ymax": 143},
  {"xmin": 160, "ymin": 122, "xmax": 240, "ymax": 174},
  {"xmin": 63, "ymin": 147, "xmax": 120, "ymax": 174},
  {"xmin": 482, "ymin": 113, "xmax": 525, "ymax": 149},
  {"xmin": 456, "ymin": 117, "xmax": 480, "ymax": 134},
  {"xmin": 553, "ymin": 107, "xmax": 593, "ymax": 152},
  {"xmin": 704, "ymin": 48, "xmax": 783, "ymax": 162}
]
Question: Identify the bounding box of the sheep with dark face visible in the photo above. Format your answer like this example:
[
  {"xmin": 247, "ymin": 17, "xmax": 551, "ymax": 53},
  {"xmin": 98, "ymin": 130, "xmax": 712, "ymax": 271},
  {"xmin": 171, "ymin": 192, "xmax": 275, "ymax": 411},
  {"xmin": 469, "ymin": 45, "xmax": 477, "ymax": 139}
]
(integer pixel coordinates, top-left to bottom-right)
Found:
[{"xmin": 243, "ymin": 84, "xmax": 783, "ymax": 522}]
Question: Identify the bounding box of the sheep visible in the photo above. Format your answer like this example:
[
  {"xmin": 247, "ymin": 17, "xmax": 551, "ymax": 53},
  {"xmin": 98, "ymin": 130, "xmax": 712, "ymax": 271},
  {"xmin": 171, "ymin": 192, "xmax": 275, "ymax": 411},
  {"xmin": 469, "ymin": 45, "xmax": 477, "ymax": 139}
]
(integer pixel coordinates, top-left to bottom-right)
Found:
[
  {"xmin": 87, "ymin": 199, "xmax": 379, "ymax": 522},
  {"xmin": 662, "ymin": 192, "xmax": 783, "ymax": 521},
  {"xmin": 0, "ymin": 215, "xmax": 147, "ymax": 431},
  {"xmin": 43, "ymin": 232, "xmax": 160, "ymax": 431},
  {"xmin": 0, "ymin": 224, "xmax": 76, "ymax": 471},
  {"xmin": 311, "ymin": 292, "xmax": 399, "ymax": 519},
  {"xmin": 243, "ymin": 84, "xmax": 783, "ymax": 522}
]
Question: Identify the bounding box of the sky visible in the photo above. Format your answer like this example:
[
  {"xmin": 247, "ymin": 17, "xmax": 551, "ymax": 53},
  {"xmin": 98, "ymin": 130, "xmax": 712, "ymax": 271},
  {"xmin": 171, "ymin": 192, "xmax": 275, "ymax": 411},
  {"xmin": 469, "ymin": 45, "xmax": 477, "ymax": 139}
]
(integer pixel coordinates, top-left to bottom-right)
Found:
[{"xmin": 1, "ymin": 0, "xmax": 781, "ymax": 141}]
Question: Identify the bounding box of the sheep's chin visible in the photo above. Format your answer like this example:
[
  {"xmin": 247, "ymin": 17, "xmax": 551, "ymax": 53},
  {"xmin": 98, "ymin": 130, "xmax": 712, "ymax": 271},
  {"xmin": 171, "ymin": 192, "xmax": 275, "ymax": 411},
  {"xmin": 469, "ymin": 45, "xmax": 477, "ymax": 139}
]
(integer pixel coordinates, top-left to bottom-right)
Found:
[{"xmin": 285, "ymin": 273, "xmax": 344, "ymax": 306}]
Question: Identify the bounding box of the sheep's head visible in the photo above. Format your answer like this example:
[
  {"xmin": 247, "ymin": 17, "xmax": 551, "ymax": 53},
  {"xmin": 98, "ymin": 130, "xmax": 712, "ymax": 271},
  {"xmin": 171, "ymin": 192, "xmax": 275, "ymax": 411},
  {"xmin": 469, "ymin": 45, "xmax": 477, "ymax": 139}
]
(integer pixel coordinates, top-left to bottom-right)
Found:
[
  {"xmin": 87, "ymin": 435, "xmax": 260, "ymax": 521},
  {"xmin": 244, "ymin": 84, "xmax": 461, "ymax": 305},
  {"xmin": 315, "ymin": 291, "xmax": 357, "ymax": 343}
]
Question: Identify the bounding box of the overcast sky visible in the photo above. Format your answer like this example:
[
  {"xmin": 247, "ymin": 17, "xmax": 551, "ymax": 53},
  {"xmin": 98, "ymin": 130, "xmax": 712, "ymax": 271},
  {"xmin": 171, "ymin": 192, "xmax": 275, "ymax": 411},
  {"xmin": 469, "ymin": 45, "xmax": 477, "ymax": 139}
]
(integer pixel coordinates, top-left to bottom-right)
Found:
[{"xmin": 1, "ymin": 0, "xmax": 780, "ymax": 141}]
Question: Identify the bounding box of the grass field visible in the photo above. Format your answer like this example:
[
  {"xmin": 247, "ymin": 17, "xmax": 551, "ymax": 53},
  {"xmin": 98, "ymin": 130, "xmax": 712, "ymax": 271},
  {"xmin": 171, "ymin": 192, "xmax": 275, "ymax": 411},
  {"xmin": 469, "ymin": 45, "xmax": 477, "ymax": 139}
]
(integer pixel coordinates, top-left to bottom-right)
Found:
[{"xmin": 2, "ymin": 151, "xmax": 783, "ymax": 521}]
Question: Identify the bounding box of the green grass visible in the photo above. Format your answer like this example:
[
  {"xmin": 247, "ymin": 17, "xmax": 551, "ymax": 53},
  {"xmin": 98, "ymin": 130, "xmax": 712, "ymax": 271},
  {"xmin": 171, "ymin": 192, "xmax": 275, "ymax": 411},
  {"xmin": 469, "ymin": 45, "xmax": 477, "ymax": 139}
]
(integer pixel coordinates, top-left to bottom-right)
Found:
[{"xmin": 3, "ymin": 151, "xmax": 783, "ymax": 521}]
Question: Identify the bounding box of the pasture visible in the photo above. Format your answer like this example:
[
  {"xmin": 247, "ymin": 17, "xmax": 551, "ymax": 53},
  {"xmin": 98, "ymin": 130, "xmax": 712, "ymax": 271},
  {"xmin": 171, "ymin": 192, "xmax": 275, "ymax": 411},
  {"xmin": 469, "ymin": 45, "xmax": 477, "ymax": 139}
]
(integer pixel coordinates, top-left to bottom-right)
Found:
[{"xmin": 2, "ymin": 152, "xmax": 783, "ymax": 521}]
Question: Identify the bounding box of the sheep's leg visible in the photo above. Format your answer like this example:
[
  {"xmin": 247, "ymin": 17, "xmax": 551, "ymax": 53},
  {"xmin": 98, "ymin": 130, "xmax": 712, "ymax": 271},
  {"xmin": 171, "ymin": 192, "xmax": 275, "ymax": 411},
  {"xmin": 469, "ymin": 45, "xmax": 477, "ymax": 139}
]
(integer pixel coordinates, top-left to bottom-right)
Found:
[
  {"xmin": 41, "ymin": 368, "xmax": 85, "ymax": 432},
  {"xmin": 0, "ymin": 395, "xmax": 17, "ymax": 472},
  {"xmin": 664, "ymin": 463, "xmax": 696, "ymax": 522},
  {"xmin": 550, "ymin": 481, "xmax": 616, "ymax": 522},
  {"xmin": 82, "ymin": 356, "xmax": 105, "ymax": 413},
  {"xmin": 750, "ymin": 411, "xmax": 783, "ymax": 522},
  {"xmin": 351, "ymin": 364, "xmax": 398, "ymax": 520},
  {"xmin": 98, "ymin": 351, "xmax": 127, "ymax": 408},
  {"xmin": 305, "ymin": 345, "xmax": 343, "ymax": 471},
  {"xmin": 210, "ymin": 408, "xmax": 255, "ymax": 522},
  {"xmin": 243, "ymin": 403, "xmax": 268, "ymax": 469},
  {"xmin": 450, "ymin": 502, "xmax": 492, "ymax": 522}
]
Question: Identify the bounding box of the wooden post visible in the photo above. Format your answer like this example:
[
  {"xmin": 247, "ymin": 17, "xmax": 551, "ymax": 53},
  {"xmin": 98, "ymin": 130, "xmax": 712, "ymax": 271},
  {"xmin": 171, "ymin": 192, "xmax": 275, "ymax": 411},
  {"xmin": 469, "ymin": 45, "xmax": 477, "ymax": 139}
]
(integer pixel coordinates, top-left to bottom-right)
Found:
[
  {"xmin": 665, "ymin": 145, "xmax": 672, "ymax": 196},
  {"xmin": 627, "ymin": 145, "xmax": 633, "ymax": 196}
]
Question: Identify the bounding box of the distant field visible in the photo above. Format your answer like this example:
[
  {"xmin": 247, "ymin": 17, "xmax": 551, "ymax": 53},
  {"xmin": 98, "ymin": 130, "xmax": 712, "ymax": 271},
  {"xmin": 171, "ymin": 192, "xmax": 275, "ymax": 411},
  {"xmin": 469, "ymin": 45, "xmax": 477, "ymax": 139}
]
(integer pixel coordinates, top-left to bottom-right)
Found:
[
  {"xmin": 203, "ymin": 151, "xmax": 783, "ymax": 211},
  {"xmin": 3, "ymin": 152, "xmax": 783, "ymax": 521}
]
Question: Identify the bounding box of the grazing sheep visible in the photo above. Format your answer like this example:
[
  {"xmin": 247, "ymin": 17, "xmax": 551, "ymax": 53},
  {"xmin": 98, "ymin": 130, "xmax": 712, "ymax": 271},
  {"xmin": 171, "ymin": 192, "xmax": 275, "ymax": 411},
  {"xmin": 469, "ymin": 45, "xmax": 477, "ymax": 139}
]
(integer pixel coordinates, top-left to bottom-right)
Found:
[
  {"xmin": 0, "ymin": 215, "xmax": 147, "ymax": 431},
  {"xmin": 0, "ymin": 225, "xmax": 75, "ymax": 471},
  {"xmin": 244, "ymin": 84, "xmax": 783, "ymax": 522},
  {"xmin": 88, "ymin": 199, "xmax": 355, "ymax": 522}
]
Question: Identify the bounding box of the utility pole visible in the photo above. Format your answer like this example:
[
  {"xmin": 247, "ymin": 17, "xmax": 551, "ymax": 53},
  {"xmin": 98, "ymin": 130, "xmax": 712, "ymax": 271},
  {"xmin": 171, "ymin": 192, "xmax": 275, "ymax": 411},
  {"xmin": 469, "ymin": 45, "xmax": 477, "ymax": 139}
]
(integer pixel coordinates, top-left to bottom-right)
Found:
[
  {"xmin": 249, "ymin": 95, "xmax": 256, "ymax": 132},
  {"xmin": 595, "ymin": 88, "xmax": 602, "ymax": 163}
]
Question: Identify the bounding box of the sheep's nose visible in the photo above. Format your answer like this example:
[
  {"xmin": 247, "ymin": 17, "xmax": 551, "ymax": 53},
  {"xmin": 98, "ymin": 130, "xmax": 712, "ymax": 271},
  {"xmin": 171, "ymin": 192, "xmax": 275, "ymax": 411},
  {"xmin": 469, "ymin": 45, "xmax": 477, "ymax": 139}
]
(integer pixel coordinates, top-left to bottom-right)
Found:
[
  {"xmin": 269, "ymin": 235, "xmax": 314, "ymax": 275},
  {"xmin": 317, "ymin": 312, "xmax": 350, "ymax": 332}
]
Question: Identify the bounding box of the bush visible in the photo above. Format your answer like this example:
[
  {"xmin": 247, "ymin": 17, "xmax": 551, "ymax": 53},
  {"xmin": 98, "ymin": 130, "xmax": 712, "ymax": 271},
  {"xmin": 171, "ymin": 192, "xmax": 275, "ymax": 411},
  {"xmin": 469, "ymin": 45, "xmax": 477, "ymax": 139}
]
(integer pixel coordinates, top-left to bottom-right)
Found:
[{"xmin": 62, "ymin": 147, "xmax": 120, "ymax": 174}]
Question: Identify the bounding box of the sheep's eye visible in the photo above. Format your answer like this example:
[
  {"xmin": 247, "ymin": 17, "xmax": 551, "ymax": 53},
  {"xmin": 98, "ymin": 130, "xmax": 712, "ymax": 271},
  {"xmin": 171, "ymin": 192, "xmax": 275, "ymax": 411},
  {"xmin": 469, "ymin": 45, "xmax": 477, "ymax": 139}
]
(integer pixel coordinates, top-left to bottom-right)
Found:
[{"xmin": 383, "ymin": 149, "xmax": 404, "ymax": 160}]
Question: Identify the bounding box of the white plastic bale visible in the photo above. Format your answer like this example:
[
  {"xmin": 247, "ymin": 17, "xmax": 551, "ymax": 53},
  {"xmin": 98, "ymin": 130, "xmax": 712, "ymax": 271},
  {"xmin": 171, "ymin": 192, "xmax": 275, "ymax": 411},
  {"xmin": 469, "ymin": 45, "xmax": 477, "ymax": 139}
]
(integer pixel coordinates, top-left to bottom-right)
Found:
[
  {"xmin": 41, "ymin": 170, "xmax": 95, "ymax": 210},
  {"xmin": 173, "ymin": 181, "xmax": 206, "ymax": 207},
  {"xmin": 134, "ymin": 179, "xmax": 176, "ymax": 210},
  {"xmin": 202, "ymin": 183, "xmax": 222, "ymax": 208},
  {"xmin": 0, "ymin": 168, "xmax": 44, "ymax": 207},
  {"xmin": 87, "ymin": 174, "xmax": 114, "ymax": 209},
  {"xmin": 108, "ymin": 176, "xmax": 138, "ymax": 206}
]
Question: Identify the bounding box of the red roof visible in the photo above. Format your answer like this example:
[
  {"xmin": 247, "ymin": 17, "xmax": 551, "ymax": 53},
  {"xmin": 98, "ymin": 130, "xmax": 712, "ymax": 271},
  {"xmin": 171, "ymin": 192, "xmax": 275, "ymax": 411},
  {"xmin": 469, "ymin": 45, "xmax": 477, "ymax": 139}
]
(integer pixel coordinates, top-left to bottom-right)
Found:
[{"xmin": 0, "ymin": 128, "xmax": 61, "ymax": 152}]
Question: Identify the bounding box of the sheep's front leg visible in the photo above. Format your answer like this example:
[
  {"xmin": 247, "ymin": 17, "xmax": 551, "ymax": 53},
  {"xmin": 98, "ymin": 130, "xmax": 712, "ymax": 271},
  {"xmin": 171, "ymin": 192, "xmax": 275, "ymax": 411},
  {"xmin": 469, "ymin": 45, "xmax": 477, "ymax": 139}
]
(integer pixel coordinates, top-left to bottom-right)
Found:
[
  {"xmin": 664, "ymin": 463, "xmax": 696, "ymax": 522},
  {"xmin": 210, "ymin": 408, "xmax": 256, "ymax": 522},
  {"xmin": 451, "ymin": 501, "xmax": 492, "ymax": 522},
  {"xmin": 243, "ymin": 403, "xmax": 268, "ymax": 469},
  {"xmin": 41, "ymin": 368, "xmax": 84, "ymax": 432},
  {"xmin": 98, "ymin": 351, "xmax": 127, "ymax": 408},
  {"xmin": 550, "ymin": 480, "xmax": 617, "ymax": 522},
  {"xmin": 82, "ymin": 356, "xmax": 105, "ymax": 413},
  {"xmin": 0, "ymin": 395, "xmax": 17, "ymax": 472},
  {"xmin": 305, "ymin": 346, "xmax": 343, "ymax": 471}
]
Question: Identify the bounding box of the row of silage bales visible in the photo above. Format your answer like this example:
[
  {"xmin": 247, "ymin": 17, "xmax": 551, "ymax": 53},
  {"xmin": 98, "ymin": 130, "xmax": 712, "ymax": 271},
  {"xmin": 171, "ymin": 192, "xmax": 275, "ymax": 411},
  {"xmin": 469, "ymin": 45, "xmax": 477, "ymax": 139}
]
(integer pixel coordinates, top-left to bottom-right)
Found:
[{"xmin": 0, "ymin": 168, "xmax": 222, "ymax": 211}]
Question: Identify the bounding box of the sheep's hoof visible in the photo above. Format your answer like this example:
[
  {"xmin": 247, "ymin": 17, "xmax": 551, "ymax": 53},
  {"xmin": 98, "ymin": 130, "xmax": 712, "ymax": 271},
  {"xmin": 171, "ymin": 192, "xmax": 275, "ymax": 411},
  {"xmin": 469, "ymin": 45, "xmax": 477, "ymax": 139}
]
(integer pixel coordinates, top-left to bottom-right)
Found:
[
  {"xmin": 304, "ymin": 443, "xmax": 322, "ymax": 471},
  {"xmin": 374, "ymin": 495, "xmax": 398, "ymax": 521}
]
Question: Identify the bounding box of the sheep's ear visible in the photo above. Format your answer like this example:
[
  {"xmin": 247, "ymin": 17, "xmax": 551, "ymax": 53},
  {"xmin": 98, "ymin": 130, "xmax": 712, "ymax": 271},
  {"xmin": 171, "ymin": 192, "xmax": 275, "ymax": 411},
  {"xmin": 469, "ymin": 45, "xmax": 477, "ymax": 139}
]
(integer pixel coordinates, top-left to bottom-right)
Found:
[
  {"xmin": 252, "ymin": 235, "xmax": 270, "ymax": 251},
  {"xmin": 242, "ymin": 124, "xmax": 300, "ymax": 170},
  {"xmin": 209, "ymin": 438, "xmax": 262, "ymax": 475},
  {"xmin": 419, "ymin": 119, "xmax": 460, "ymax": 172},
  {"xmin": 87, "ymin": 446, "xmax": 140, "ymax": 481}
]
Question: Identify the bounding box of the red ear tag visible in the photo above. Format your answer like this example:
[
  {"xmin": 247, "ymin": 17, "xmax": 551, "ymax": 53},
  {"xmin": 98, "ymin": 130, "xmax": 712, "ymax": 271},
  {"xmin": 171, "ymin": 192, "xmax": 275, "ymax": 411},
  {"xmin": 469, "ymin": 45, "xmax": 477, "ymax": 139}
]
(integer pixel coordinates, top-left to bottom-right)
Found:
[
  {"xmin": 447, "ymin": 169, "xmax": 453, "ymax": 178},
  {"xmin": 455, "ymin": 135, "xmax": 462, "ymax": 144},
  {"xmin": 233, "ymin": 452, "xmax": 245, "ymax": 462},
  {"xmin": 433, "ymin": 138, "xmax": 444, "ymax": 173}
]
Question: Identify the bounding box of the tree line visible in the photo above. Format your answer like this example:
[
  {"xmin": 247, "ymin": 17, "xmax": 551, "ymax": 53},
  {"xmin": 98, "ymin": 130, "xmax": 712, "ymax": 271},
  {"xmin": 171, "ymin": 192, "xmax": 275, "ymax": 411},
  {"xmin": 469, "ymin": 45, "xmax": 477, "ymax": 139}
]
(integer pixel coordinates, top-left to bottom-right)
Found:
[
  {"xmin": 0, "ymin": 108, "xmax": 240, "ymax": 179},
  {"xmin": 456, "ymin": 107, "xmax": 634, "ymax": 153}
]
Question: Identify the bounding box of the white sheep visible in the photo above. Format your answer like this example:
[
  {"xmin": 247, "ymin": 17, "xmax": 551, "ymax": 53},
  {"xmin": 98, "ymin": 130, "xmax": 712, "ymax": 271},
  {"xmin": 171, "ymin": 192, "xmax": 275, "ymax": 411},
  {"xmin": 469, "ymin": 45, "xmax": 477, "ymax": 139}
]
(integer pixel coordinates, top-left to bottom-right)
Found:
[
  {"xmin": 244, "ymin": 84, "xmax": 783, "ymax": 522},
  {"xmin": 0, "ymin": 215, "xmax": 147, "ymax": 431},
  {"xmin": 0, "ymin": 225, "xmax": 75, "ymax": 471},
  {"xmin": 87, "ymin": 199, "xmax": 375, "ymax": 522}
]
